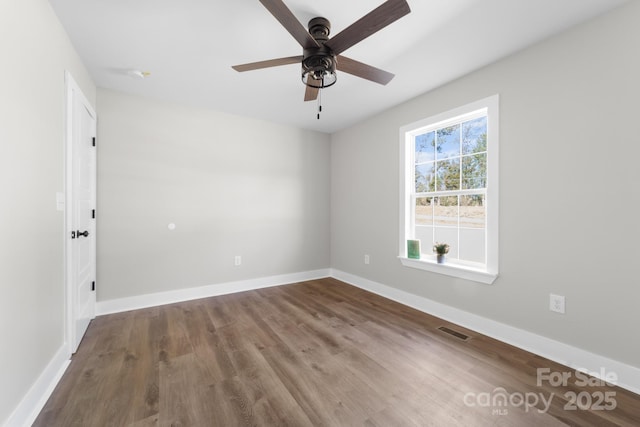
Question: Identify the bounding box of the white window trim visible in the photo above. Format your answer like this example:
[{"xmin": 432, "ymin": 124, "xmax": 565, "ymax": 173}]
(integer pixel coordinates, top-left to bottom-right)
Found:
[{"xmin": 398, "ymin": 95, "xmax": 499, "ymax": 285}]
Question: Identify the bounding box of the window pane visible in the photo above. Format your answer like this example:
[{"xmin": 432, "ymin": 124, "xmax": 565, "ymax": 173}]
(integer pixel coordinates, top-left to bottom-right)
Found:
[
  {"xmin": 415, "ymin": 163, "xmax": 435, "ymax": 193},
  {"xmin": 415, "ymin": 131, "xmax": 435, "ymax": 163},
  {"xmin": 461, "ymin": 153, "xmax": 487, "ymax": 189},
  {"xmin": 460, "ymin": 195, "xmax": 485, "ymax": 229},
  {"xmin": 436, "ymin": 125, "xmax": 460, "ymax": 159},
  {"xmin": 459, "ymin": 228, "xmax": 485, "ymax": 263},
  {"xmin": 434, "ymin": 196, "xmax": 458, "ymax": 227},
  {"xmin": 415, "ymin": 225, "xmax": 433, "ymax": 252},
  {"xmin": 415, "ymin": 197, "xmax": 433, "ymax": 225},
  {"xmin": 462, "ymin": 117, "xmax": 487, "ymax": 155},
  {"xmin": 436, "ymin": 158, "xmax": 460, "ymax": 191}
]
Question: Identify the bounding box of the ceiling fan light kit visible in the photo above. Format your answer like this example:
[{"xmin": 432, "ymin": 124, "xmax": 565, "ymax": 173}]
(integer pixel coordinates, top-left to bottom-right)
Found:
[{"xmin": 232, "ymin": 0, "xmax": 411, "ymax": 112}]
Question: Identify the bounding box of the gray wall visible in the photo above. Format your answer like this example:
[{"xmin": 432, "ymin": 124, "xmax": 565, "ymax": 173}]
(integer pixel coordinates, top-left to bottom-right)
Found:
[
  {"xmin": 0, "ymin": 0, "xmax": 96, "ymax": 424},
  {"xmin": 3, "ymin": 1, "xmax": 638, "ymax": 423},
  {"xmin": 96, "ymin": 89, "xmax": 331, "ymax": 301},
  {"xmin": 331, "ymin": 1, "xmax": 640, "ymax": 367}
]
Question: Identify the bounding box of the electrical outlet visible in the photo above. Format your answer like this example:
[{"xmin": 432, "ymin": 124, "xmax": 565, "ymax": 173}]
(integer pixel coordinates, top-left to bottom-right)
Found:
[
  {"xmin": 234, "ymin": 255, "xmax": 242, "ymax": 266},
  {"xmin": 549, "ymin": 294, "xmax": 565, "ymax": 314},
  {"xmin": 364, "ymin": 254, "xmax": 370, "ymax": 265}
]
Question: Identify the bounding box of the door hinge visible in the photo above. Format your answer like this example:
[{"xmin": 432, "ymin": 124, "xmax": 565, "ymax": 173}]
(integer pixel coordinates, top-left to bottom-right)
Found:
[
  {"xmin": 92, "ymin": 209, "xmax": 95, "ymax": 219},
  {"xmin": 91, "ymin": 281, "xmax": 95, "ymax": 291},
  {"xmin": 92, "ymin": 137, "xmax": 96, "ymax": 147}
]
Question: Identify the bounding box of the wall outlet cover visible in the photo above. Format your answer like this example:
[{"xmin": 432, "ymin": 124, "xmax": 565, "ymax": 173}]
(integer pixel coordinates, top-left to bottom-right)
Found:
[{"xmin": 549, "ymin": 294, "xmax": 565, "ymax": 314}]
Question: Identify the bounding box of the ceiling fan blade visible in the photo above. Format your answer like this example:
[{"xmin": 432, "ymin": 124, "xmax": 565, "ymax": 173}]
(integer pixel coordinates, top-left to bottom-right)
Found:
[
  {"xmin": 325, "ymin": 0, "xmax": 411, "ymax": 55},
  {"xmin": 304, "ymin": 85, "xmax": 319, "ymax": 102},
  {"xmin": 232, "ymin": 55, "xmax": 302, "ymax": 72},
  {"xmin": 259, "ymin": 0, "xmax": 320, "ymax": 49},
  {"xmin": 337, "ymin": 55, "xmax": 394, "ymax": 85},
  {"xmin": 304, "ymin": 77, "xmax": 321, "ymax": 101}
]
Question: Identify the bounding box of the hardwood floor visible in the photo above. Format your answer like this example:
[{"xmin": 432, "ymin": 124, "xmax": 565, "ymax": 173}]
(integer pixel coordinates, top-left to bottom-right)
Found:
[{"xmin": 34, "ymin": 278, "xmax": 640, "ymax": 426}]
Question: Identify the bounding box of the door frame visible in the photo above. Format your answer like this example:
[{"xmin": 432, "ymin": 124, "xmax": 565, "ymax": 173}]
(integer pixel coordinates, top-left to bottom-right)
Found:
[{"xmin": 64, "ymin": 71, "xmax": 97, "ymax": 355}]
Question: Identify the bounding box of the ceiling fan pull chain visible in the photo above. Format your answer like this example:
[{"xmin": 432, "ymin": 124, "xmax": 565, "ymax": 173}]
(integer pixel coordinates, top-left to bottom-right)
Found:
[{"xmin": 317, "ymin": 88, "xmax": 322, "ymax": 120}]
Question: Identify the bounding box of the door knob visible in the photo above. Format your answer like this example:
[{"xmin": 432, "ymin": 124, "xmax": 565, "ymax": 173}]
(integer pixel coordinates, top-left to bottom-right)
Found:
[{"xmin": 76, "ymin": 230, "xmax": 89, "ymax": 238}]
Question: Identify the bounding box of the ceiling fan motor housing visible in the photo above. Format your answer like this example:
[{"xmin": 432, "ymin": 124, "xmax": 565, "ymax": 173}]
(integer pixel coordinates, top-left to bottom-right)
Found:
[{"xmin": 302, "ymin": 17, "xmax": 337, "ymax": 88}]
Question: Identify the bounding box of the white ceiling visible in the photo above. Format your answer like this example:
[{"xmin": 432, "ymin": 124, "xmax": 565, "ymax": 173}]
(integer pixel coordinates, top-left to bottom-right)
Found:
[{"xmin": 49, "ymin": 0, "xmax": 627, "ymax": 133}]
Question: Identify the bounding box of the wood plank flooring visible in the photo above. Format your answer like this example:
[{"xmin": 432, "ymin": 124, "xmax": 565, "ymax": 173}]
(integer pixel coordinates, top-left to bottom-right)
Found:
[{"xmin": 34, "ymin": 278, "xmax": 640, "ymax": 426}]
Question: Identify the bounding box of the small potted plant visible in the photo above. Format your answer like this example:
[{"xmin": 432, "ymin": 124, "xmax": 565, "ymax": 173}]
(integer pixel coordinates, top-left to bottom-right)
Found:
[{"xmin": 433, "ymin": 242, "xmax": 450, "ymax": 264}]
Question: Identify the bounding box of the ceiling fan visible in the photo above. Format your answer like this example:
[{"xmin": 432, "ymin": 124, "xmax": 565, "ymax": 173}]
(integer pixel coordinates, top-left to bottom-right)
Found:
[{"xmin": 232, "ymin": 0, "xmax": 411, "ymax": 104}]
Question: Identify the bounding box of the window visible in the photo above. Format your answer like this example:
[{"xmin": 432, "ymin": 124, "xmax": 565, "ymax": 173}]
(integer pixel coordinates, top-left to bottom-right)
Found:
[{"xmin": 399, "ymin": 95, "xmax": 499, "ymax": 284}]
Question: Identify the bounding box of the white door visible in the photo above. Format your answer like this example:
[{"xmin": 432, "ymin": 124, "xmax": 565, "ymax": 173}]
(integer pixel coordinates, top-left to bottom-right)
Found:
[{"xmin": 65, "ymin": 72, "xmax": 97, "ymax": 353}]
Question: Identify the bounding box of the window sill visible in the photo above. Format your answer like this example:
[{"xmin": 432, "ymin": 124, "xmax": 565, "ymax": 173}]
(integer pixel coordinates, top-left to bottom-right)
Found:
[{"xmin": 398, "ymin": 256, "xmax": 497, "ymax": 284}]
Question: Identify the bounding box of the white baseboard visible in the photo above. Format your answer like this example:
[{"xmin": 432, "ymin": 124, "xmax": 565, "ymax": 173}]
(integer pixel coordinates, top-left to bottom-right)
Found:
[
  {"xmin": 330, "ymin": 269, "xmax": 640, "ymax": 395},
  {"xmin": 96, "ymin": 268, "xmax": 331, "ymax": 315},
  {"xmin": 10, "ymin": 267, "xmax": 637, "ymax": 427},
  {"xmin": 3, "ymin": 344, "xmax": 71, "ymax": 427}
]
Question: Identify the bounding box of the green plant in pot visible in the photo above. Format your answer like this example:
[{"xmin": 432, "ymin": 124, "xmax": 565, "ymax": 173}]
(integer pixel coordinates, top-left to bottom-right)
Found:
[{"xmin": 433, "ymin": 242, "xmax": 450, "ymax": 264}]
